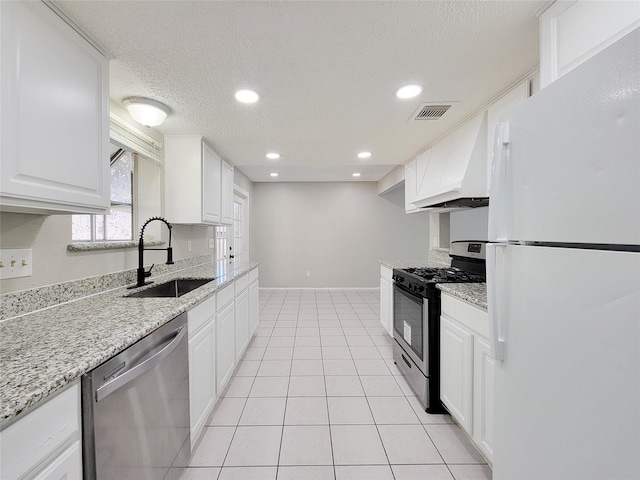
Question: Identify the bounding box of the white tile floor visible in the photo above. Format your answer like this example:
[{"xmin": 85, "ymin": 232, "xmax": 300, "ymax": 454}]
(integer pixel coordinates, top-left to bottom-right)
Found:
[{"xmin": 182, "ymin": 289, "xmax": 492, "ymax": 480}]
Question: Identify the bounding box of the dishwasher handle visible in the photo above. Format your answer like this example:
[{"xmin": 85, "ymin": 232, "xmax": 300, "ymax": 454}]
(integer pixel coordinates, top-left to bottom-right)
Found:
[{"xmin": 96, "ymin": 325, "xmax": 187, "ymax": 402}]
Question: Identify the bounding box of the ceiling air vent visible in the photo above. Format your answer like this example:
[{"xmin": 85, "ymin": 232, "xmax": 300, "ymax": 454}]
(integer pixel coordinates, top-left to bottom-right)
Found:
[{"xmin": 410, "ymin": 102, "xmax": 458, "ymax": 122}]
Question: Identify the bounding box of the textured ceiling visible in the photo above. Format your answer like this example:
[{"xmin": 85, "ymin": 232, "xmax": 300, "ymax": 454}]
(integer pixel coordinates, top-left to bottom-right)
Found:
[{"xmin": 55, "ymin": 0, "xmax": 544, "ymax": 182}]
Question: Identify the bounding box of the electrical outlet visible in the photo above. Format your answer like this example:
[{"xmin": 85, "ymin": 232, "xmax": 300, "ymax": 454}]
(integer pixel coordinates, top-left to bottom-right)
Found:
[
  {"xmin": 306, "ymin": 271, "xmax": 311, "ymax": 277},
  {"xmin": 0, "ymin": 249, "xmax": 33, "ymax": 279},
  {"xmin": 187, "ymin": 241, "xmax": 192, "ymax": 252}
]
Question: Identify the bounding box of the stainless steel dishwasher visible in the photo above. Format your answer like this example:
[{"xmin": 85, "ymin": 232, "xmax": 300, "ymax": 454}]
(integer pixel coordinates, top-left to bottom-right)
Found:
[{"xmin": 82, "ymin": 313, "xmax": 190, "ymax": 480}]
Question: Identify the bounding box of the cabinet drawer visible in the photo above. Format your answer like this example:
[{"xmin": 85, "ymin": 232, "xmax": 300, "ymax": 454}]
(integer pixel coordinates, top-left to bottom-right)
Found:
[
  {"xmin": 217, "ymin": 283, "xmax": 235, "ymax": 308},
  {"xmin": 32, "ymin": 441, "xmax": 82, "ymax": 480},
  {"xmin": 0, "ymin": 383, "xmax": 79, "ymax": 480},
  {"xmin": 441, "ymin": 294, "xmax": 489, "ymax": 338},
  {"xmin": 249, "ymin": 268, "xmax": 259, "ymax": 283},
  {"xmin": 188, "ymin": 294, "xmax": 216, "ymax": 337},
  {"xmin": 235, "ymin": 274, "xmax": 249, "ymax": 293}
]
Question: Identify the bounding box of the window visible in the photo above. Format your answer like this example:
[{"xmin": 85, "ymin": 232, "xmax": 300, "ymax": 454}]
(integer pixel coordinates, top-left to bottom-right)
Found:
[{"xmin": 72, "ymin": 148, "xmax": 134, "ymax": 241}]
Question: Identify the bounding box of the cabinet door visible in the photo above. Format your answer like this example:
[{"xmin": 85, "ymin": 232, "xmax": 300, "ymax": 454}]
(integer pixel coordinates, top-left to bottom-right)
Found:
[
  {"xmin": 440, "ymin": 316, "xmax": 473, "ymax": 433},
  {"xmin": 379, "ymin": 276, "xmax": 392, "ymax": 335},
  {"xmin": 216, "ymin": 302, "xmax": 236, "ymax": 394},
  {"xmin": 188, "ymin": 322, "xmax": 215, "ymax": 448},
  {"xmin": 0, "ymin": 1, "xmax": 109, "ymax": 214},
  {"xmin": 221, "ymin": 160, "xmax": 234, "ymax": 225},
  {"xmin": 202, "ymin": 143, "xmax": 222, "ymax": 224},
  {"xmin": 473, "ymin": 335, "xmax": 495, "ymax": 464},
  {"xmin": 32, "ymin": 441, "xmax": 82, "ymax": 480},
  {"xmin": 235, "ymin": 289, "xmax": 250, "ymax": 361},
  {"xmin": 249, "ymin": 280, "xmax": 259, "ymax": 336}
]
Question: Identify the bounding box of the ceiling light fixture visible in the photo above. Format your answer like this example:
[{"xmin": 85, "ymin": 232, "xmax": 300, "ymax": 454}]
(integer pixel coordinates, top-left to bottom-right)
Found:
[
  {"xmin": 396, "ymin": 84, "xmax": 423, "ymax": 99},
  {"xmin": 235, "ymin": 89, "xmax": 260, "ymax": 104},
  {"xmin": 266, "ymin": 153, "xmax": 280, "ymax": 160},
  {"xmin": 270, "ymin": 173, "xmax": 278, "ymax": 177},
  {"xmin": 122, "ymin": 97, "xmax": 171, "ymax": 127},
  {"xmin": 357, "ymin": 152, "xmax": 372, "ymax": 159},
  {"xmin": 352, "ymin": 173, "xmax": 361, "ymax": 177}
]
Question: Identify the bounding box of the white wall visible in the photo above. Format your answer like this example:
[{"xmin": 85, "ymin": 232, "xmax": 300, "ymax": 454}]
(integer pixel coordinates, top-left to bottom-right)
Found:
[
  {"xmin": 0, "ymin": 212, "xmax": 212, "ymax": 293},
  {"xmin": 449, "ymin": 206, "xmax": 489, "ymax": 242},
  {"xmin": 251, "ymin": 182, "xmax": 431, "ymax": 288}
]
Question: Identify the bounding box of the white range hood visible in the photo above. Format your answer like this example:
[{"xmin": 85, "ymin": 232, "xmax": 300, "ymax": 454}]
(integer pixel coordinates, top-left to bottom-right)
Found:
[{"xmin": 411, "ymin": 111, "xmax": 489, "ymax": 211}]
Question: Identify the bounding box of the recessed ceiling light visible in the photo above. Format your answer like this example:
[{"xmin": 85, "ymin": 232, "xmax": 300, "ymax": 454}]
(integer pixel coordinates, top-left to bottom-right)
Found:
[
  {"xmin": 352, "ymin": 173, "xmax": 361, "ymax": 177},
  {"xmin": 357, "ymin": 151, "xmax": 372, "ymax": 159},
  {"xmin": 266, "ymin": 152, "xmax": 280, "ymax": 160},
  {"xmin": 235, "ymin": 89, "xmax": 260, "ymax": 104},
  {"xmin": 396, "ymin": 84, "xmax": 423, "ymax": 99},
  {"xmin": 270, "ymin": 173, "xmax": 278, "ymax": 177}
]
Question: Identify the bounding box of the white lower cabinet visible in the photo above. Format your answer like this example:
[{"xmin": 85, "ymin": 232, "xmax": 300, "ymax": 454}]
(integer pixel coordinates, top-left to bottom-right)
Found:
[
  {"xmin": 187, "ymin": 294, "xmax": 216, "ymax": 449},
  {"xmin": 440, "ymin": 292, "xmax": 494, "ymax": 465},
  {"xmin": 379, "ymin": 265, "xmax": 393, "ymax": 335},
  {"xmin": 440, "ymin": 316, "xmax": 474, "ymax": 433},
  {"xmin": 248, "ymin": 270, "xmax": 260, "ymax": 336},
  {"xmin": 235, "ymin": 287, "xmax": 250, "ymax": 362},
  {"xmin": 0, "ymin": 382, "xmax": 82, "ymax": 480},
  {"xmin": 216, "ymin": 288, "xmax": 236, "ymax": 395}
]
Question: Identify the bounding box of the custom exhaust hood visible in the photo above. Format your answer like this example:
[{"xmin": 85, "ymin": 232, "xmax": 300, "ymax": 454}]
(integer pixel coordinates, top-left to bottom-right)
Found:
[{"xmin": 411, "ymin": 111, "xmax": 489, "ymax": 211}]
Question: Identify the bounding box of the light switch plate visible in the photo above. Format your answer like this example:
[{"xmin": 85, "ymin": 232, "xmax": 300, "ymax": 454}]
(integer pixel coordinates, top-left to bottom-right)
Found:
[{"xmin": 0, "ymin": 249, "xmax": 33, "ymax": 279}]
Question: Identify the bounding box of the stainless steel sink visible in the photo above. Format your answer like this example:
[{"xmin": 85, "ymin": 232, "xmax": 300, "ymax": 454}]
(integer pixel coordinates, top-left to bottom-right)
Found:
[{"xmin": 126, "ymin": 278, "xmax": 214, "ymax": 298}]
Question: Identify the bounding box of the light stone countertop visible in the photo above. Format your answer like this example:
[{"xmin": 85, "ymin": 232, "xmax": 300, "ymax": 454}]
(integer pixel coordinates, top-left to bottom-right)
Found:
[
  {"xmin": 437, "ymin": 283, "xmax": 488, "ymax": 310},
  {"xmin": 0, "ymin": 261, "xmax": 258, "ymax": 428}
]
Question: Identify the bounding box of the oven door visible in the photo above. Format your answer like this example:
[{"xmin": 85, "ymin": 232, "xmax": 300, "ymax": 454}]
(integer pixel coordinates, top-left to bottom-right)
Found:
[{"xmin": 393, "ymin": 284, "xmax": 428, "ymax": 375}]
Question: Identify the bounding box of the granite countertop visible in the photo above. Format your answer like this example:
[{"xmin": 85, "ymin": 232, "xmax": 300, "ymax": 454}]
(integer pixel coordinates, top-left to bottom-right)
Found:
[
  {"xmin": 0, "ymin": 261, "xmax": 258, "ymax": 428},
  {"xmin": 437, "ymin": 283, "xmax": 488, "ymax": 310}
]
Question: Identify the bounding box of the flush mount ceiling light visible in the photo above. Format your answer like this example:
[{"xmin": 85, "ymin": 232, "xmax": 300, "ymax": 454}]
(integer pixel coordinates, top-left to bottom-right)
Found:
[
  {"xmin": 357, "ymin": 151, "xmax": 372, "ymax": 159},
  {"xmin": 122, "ymin": 97, "xmax": 171, "ymax": 127},
  {"xmin": 270, "ymin": 172, "xmax": 278, "ymax": 177},
  {"xmin": 235, "ymin": 89, "xmax": 260, "ymax": 104},
  {"xmin": 352, "ymin": 173, "xmax": 361, "ymax": 177},
  {"xmin": 396, "ymin": 84, "xmax": 423, "ymax": 99},
  {"xmin": 266, "ymin": 152, "xmax": 280, "ymax": 160}
]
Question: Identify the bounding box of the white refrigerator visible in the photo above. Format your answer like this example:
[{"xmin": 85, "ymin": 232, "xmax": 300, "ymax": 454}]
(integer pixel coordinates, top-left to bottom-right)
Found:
[{"xmin": 487, "ymin": 27, "xmax": 640, "ymax": 479}]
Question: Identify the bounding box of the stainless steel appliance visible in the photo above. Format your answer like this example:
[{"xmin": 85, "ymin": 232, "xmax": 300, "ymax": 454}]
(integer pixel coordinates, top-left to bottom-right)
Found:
[
  {"xmin": 82, "ymin": 313, "xmax": 190, "ymax": 480},
  {"xmin": 392, "ymin": 241, "xmax": 486, "ymax": 413}
]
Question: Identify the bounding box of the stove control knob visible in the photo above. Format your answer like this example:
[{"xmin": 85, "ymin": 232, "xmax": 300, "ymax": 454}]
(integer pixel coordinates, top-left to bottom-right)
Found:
[{"xmin": 417, "ymin": 285, "xmax": 424, "ymax": 292}]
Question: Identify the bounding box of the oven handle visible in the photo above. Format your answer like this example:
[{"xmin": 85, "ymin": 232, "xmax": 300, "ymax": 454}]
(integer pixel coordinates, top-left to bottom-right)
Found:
[{"xmin": 393, "ymin": 282, "xmax": 422, "ymax": 300}]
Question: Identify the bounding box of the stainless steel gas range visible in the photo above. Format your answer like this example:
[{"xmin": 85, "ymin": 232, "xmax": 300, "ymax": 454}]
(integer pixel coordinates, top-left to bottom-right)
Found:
[{"xmin": 392, "ymin": 241, "xmax": 486, "ymax": 413}]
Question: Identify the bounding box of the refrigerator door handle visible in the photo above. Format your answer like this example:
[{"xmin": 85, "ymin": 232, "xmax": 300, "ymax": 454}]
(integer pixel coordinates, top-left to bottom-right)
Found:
[
  {"xmin": 487, "ymin": 243, "xmax": 506, "ymax": 361},
  {"xmin": 488, "ymin": 122, "xmax": 510, "ymax": 242}
]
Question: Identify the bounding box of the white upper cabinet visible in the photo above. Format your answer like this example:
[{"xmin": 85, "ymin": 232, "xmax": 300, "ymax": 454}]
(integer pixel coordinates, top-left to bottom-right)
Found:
[
  {"xmin": 0, "ymin": 1, "xmax": 110, "ymax": 214},
  {"xmin": 165, "ymin": 135, "xmax": 233, "ymax": 225},
  {"xmin": 539, "ymin": 1, "xmax": 640, "ymax": 88},
  {"xmin": 221, "ymin": 159, "xmax": 234, "ymax": 225}
]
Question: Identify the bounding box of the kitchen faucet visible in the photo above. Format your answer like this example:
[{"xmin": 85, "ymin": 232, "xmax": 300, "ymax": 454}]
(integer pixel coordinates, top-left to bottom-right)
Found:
[{"xmin": 133, "ymin": 216, "xmax": 174, "ymax": 288}]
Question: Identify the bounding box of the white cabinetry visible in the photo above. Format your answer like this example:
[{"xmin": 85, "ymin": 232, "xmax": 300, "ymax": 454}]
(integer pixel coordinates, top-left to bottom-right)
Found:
[
  {"xmin": 539, "ymin": 1, "xmax": 640, "ymax": 88},
  {"xmin": 187, "ymin": 294, "xmax": 216, "ymax": 449},
  {"xmin": 248, "ymin": 268, "xmax": 260, "ymax": 337},
  {"xmin": 221, "ymin": 160, "xmax": 234, "ymax": 225},
  {"xmin": 0, "ymin": 1, "xmax": 110, "ymax": 215},
  {"xmin": 379, "ymin": 265, "xmax": 393, "ymax": 335},
  {"xmin": 440, "ymin": 316, "xmax": 474, "ymax": 433},
  {"xmin": 440, "ymin": 293, "xmax": 494, "ymax": 464},
  {"xmin": 0, "ymin": 382, "xmax": 82, "ymax": 480},
  {"xmin": 216, "ymin": 283, "xmax": 236, "ymax": 394},
  {"xmin": 234, "ymin": 275, "xmax": 250, "ymax": 362},
  {"xmin": 165, "ymin": 135, "xmax": 234, "ymax": 225}
]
